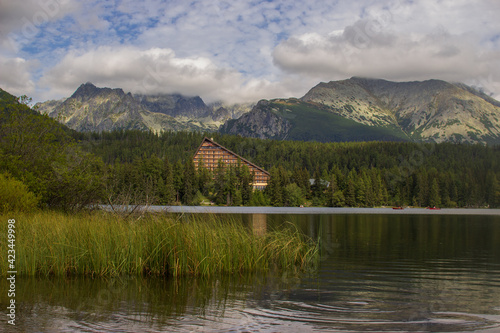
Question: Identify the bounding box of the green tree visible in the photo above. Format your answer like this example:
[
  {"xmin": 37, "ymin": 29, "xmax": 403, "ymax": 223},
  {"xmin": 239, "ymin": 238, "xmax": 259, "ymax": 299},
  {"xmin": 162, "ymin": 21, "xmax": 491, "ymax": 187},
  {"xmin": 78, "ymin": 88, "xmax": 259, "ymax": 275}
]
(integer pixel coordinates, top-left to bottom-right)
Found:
[
  {"xmin": 0, "ymin": 94, "xmax": 105, "ymax": 210},
  {"xmin": 239, "ymin": 164, "xmax": 254, "ymax": 205},
  {"xmin": 311, "ymin": 166, "xmax": 325, "ymax": 200},
  {"xmin": 428, "ymin": 178, "xmax": 441, "ymax": 207},
  {"xmin": 197, "ymin": 159, "xmax": 212, "ymax": 196},
  {"xmin": 162, "ymin": 157, "xmax": 176, "ymax": 204},
  {"xmin": 182, "ymin": 159, "xmax": 197, "ymax": 204},
  {"xmin": 266, "ymin": 166, "xmax": 284, "ymax": 207},
  {"xmin": 344, "ymin": 170, "xmax": 357, "ymax": 207},
  {"xmin": 355, "ymin": 172, "xmax": 367, "ymax": 207},
  {"xmin": 326, "ymin": 174, "xmax": 345, "ymax": 207},
  {"xmin": 213, "ymin": 159, "xmax": 226, "ymax": 205},
  {"xmin": 223, "ymin": 165, "xmax": 238, "ymax": 206},
  {"xmin": 172, "ymin": 160, "xmax": 184, "ymax": 203},
  {"xmin": 249, "ymin": 189, "xmax": 269, "ymax": 206},
  {"xmin": 292, "ymin": 166, "xmax": 310, "ymax": 196},
  {"xmin": 284, "ymin": 183, "xmax": 306, "ymax": 207},
  {"xmin": 48, "ymin": 149, "xmax": 105, "ymax": 211},
  {"xmin": 415, "ymin": 170, "xmax": 429, "ymax": 207}
]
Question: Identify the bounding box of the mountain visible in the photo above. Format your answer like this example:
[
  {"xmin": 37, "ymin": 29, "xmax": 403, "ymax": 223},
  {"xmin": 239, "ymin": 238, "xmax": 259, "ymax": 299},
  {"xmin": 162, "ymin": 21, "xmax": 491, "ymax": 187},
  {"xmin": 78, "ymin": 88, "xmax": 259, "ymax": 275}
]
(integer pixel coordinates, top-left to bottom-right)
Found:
[
  {"xmin": 220, "ymin": 98, "xmax": 409, "ymax": 142},
  {"xmin": 222, "ymin": 77, "xmax": 500, "ymax": 144},
  {"xmin": 36, "ymin": 83, "xmax": 253, "ymax": 133}
]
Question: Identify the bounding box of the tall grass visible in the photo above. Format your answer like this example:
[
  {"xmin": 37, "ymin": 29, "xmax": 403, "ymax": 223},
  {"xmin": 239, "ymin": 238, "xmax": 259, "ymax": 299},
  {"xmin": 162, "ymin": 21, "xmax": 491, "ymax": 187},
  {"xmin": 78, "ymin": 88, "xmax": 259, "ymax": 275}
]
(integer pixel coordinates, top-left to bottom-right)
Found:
[{"xmin": 0, "ymin": 212, "xmax": 318, "ymax": 277}]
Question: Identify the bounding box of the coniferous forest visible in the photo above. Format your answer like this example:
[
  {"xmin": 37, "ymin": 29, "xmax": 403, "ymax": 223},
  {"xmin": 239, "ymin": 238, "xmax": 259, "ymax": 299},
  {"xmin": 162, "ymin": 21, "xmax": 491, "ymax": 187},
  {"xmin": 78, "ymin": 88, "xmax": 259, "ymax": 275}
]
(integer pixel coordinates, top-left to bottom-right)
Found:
[
  {"xmin": 75, "ymin": 129, "xmax": 500, "ymax": 209},
  {"xmin": 2, "ymin": 90, "xmax": 500, "ymax": 211}
]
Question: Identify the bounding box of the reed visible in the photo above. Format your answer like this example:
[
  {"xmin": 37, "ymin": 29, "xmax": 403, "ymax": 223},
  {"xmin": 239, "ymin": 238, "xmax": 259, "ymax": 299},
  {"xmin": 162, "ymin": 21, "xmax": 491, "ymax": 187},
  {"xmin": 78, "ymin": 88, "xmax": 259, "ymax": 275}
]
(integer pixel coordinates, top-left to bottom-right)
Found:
[{"xmin": 0, "ymin": 211, "xmax": 318, "ymax": 277}]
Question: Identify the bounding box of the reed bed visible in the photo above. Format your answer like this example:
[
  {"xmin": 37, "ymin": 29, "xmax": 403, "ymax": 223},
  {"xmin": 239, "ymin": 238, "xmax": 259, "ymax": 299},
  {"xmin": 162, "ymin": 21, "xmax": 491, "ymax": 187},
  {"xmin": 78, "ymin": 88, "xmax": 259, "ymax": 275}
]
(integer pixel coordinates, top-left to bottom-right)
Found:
[{"xmin": 0, "ymin": 212, "xmax": 318, "ymax": 277}]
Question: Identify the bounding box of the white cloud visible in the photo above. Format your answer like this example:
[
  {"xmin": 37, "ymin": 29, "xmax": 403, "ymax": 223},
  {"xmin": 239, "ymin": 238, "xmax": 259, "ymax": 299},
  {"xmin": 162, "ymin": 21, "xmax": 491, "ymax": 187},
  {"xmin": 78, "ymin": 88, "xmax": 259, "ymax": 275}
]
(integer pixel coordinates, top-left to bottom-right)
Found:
[
  {"xmin": 0, "ymin": 0, "xmax": 79, "ymax": 52},
  {"xmin": 0, "ymin": 56, "xmax": 37, "ymax": 96},
  {"xmin": 273, "ymin": 11, "xmax": 500, "ymax": 99},
  {"xmin": 2, "ymin": 0, "xmax": 500, "ymax": 103},
  {"xmin": 38, "ymin": 46, "xmax": 293, "ymax": 103}
]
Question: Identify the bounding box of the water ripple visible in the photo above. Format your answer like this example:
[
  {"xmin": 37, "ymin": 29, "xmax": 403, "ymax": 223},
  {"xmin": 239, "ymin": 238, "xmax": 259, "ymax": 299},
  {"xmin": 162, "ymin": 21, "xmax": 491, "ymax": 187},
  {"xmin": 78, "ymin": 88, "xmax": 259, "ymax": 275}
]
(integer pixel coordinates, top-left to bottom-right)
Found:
[{"xmin": 239, "ymin": 299, "xmax": 500, "ymax": 332}]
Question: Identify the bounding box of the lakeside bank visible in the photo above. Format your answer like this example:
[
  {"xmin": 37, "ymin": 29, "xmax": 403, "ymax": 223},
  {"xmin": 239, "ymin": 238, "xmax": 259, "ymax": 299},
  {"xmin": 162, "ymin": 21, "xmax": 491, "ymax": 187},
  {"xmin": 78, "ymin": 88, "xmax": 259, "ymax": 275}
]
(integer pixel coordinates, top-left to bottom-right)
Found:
[
  {"xmin": 102, "ymin": 206, "xmax": 500, "ymax": 215},
  {"xmin": 0, "ymin": 211, "xmax": 318, "ymax": 278}
]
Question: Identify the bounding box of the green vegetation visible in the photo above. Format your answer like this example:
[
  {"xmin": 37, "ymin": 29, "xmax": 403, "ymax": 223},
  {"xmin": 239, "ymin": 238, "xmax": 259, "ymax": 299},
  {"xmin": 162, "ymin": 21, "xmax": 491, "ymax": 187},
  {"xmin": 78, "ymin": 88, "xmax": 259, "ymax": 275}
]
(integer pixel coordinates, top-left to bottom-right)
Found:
[
  {"xmin": 2, "ymin": 87, "xmax": 500, "ymax": 209},
  {"xmin": 284, "ymin": 100, "xmax": 407, "ymax": 142},
  {"xmin": 76, "ymin": 129, "xmax": 500, "ymax": 208},
  {"xmin": 0, "ymin": 173, "xmax": 39, "ymax": 213},
  {"xmin": 0, "ymin": 90, "xmax": 104, "ymax": 211},
  {"xmin": 0, "ymin": 211, "xmax": 318, "ymax": 277}
]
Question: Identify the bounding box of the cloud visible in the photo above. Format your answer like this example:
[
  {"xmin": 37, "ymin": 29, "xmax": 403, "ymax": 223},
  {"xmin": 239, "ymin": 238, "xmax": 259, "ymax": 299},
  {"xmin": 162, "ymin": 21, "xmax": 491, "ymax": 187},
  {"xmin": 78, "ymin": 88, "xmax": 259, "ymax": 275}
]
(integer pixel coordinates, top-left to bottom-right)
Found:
[
  {"xmin": 38, "ymin": 46, "xmax": 292, "ymax": 103},
  {"xmin": 3, "ymin": 0, "xmax": 500, "ymax": 103},
  {"xmin": 0, "ymin": 56, "xmax": 37, "ymax": 96},
  {"xmin": 273, "ymin": 19, "xmax": 500, "ymax": 98},
  {"xmin": 0, "ymin": 0, "xmax": 79, "ymax": 52}
]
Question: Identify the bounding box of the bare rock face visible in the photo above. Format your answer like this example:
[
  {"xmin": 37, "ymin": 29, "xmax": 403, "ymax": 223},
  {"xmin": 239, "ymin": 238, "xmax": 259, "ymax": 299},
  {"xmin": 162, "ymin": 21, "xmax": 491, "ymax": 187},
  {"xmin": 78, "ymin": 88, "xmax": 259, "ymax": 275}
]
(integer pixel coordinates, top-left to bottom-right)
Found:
[
  {"xmin": 220, "ymin": 100, "xmax": 292, "ymax": 140},
  {"xmin": 35, "ymin": 83, "xmax": 253, "ymax": 133}
]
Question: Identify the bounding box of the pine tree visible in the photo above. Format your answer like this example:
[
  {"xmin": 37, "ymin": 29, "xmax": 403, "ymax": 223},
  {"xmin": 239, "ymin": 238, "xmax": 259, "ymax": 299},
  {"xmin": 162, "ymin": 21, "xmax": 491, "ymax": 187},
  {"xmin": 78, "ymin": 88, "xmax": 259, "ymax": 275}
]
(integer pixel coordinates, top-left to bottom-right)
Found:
[
  {"xmin": 267, "ymin": 166, "xmax": 284, "ymax": 207},
  {"xmin": 416, "ymin": 170, "xmax": 429, "ymax": 207},
  {"xmin": 224, "ymin": 165, "xmax": 238, "ymax": 206},
  {"xmin": 182, "ymin": 159, "xmax": 197, "ymax": 204},
  {"xmin": 429, "ymin": 178, "xmax": 441, "ymax": 207},
  {"xmin": 197, "ymin": 159, "xmax": 212, "ymax": 196},
  {"xmin": 344, "ymin": 170, "xmax": 356, "ymax": 207},
  {"xmin": 326, "ymin": 173, "xmax": 345, "ymax": 207},
  {"xmin": 162, "ymin": 157, "xmax": 175, "ymax": 204},
  {"xmin": 214, "ymin": 159, "xmax": 226, "ymax": 205},
  {"xmin": 355, "ymin": 172, "xmax": 367, "ymax": 207},
  {"xmin": 172, "ymin": 160, "xmax": 184, "ymax": 203},
  {"xmin": 239, "ymin": 164, "xmax": 253, "ymax": 205},
  {"xmin": 311, "ymin": 166, "xmax": 325, "ymax": 200}
]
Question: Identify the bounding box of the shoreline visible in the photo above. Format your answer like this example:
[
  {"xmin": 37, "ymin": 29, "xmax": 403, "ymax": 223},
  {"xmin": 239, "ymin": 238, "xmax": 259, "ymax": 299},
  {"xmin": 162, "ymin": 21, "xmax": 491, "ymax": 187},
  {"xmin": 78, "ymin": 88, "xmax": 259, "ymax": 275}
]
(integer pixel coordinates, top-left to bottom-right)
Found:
[{"xmin": 101, "ymin": 205, "xmax": 500, "ymax": 216}]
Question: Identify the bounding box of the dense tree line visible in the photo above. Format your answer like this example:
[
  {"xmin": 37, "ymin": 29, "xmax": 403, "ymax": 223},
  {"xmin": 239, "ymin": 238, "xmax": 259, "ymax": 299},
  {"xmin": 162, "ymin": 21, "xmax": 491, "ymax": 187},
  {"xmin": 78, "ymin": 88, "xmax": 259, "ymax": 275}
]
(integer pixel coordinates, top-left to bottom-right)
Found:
[
  {"xmin": 76, "ymin": 130, "xmax": 500, "ymax": 208},
  {"xmin": 0, "ymin": 93, "xmax": 104, "ymax": 211}
]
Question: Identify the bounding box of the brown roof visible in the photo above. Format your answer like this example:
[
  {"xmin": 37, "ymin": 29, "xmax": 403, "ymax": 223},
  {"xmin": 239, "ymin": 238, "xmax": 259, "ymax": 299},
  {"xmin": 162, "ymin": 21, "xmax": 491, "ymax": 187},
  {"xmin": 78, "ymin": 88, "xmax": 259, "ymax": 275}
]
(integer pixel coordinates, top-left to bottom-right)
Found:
[{"xmin": 193, "ymin": 137, "xmax": 270, "ymax": 176}]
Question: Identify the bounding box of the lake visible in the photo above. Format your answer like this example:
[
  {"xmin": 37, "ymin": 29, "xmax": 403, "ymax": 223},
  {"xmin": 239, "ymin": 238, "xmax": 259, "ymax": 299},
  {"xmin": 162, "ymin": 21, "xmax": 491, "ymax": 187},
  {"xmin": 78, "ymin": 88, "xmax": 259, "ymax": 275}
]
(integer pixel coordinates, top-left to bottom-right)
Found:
[{"xmin": 2, "ymin": 210, "xmax": 500, "ymax": 332}]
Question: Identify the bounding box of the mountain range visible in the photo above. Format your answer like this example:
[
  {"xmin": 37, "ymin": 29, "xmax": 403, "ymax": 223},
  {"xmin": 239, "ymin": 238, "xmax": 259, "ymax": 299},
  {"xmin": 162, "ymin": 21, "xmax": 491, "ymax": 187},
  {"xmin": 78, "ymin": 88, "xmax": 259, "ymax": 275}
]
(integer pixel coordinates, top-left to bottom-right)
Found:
[
  {"xmin": 35, "ymin": 83, "xmax": 252, "ymax": 133},
  {"xmin": 223, "ymin": 77, "xmax": 500, "ymax": 144},
  {"xmin": 33, "ymin": 78, "xmax": 500, "ymax": 144}
]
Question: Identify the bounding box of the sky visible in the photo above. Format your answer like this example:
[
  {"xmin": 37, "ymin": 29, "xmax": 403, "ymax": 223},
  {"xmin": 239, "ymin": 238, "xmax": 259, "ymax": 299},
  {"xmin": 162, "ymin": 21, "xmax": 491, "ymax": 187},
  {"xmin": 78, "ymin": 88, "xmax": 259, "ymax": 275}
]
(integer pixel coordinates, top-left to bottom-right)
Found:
[{"xmin": 1, "ymin": 0, "xmax": 500, "ymax": 104}]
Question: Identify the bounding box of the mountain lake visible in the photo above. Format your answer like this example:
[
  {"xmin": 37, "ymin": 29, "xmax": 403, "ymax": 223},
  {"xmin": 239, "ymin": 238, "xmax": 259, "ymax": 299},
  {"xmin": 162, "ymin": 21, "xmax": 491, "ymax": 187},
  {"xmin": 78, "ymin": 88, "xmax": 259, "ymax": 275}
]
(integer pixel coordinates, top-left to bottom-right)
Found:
[{"xmin": 1, "ymin": 208, "xmax": 499, "ymax": 332}]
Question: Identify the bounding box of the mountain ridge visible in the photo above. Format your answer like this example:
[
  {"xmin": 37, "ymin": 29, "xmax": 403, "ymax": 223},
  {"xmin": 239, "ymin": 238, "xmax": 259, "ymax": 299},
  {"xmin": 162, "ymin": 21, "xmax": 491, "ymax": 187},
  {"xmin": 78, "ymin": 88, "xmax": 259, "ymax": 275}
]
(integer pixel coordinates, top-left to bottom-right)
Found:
[
  {"xmin": 36, "ymin": 83, "xmax": 253, "ymax": 133},
  {"xmin": 33, "ymin": 78, "xmax": 500, "ymax": 144},
  {"xmin": 222, "ymin": 77, "xmax": 500, "ymax": 144}
]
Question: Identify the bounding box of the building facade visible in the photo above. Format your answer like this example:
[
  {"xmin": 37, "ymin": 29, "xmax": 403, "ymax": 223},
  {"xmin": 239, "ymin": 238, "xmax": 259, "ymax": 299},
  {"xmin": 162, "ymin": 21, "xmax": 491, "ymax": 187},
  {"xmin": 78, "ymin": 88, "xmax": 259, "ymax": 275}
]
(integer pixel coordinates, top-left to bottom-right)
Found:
[{"xmin": 193, "ymin": 137, "xmax": 270, "ymax": 190}]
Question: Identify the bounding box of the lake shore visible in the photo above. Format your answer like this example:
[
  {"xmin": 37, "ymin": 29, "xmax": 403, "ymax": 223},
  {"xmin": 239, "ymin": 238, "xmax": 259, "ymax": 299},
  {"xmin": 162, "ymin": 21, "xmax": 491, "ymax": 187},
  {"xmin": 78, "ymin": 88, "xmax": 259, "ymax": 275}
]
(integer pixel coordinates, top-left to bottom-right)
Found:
[
  {"xmin": 103, "ymin": 205, "xmax": 500, "ymax": 215},
  {"xmin": 0, "ymin": 211, "xmax": 318, "ymax": 277}
]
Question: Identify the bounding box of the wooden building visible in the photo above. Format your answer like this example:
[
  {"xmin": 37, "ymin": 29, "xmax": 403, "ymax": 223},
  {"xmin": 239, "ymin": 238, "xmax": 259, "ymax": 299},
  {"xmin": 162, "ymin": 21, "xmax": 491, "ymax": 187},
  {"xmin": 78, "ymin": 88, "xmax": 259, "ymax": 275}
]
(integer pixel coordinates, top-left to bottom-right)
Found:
[{"xmin": 193, "ymin": 137, "xmax": 270, "ymax": 190}]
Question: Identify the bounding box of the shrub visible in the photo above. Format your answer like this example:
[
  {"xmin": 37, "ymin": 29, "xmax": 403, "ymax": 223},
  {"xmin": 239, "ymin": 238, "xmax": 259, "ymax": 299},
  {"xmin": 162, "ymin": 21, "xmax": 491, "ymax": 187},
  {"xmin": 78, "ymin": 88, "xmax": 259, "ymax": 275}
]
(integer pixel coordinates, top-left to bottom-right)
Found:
[{"xmin": 0, "ymin": 173, "xmax": 39, "ymax": 213}]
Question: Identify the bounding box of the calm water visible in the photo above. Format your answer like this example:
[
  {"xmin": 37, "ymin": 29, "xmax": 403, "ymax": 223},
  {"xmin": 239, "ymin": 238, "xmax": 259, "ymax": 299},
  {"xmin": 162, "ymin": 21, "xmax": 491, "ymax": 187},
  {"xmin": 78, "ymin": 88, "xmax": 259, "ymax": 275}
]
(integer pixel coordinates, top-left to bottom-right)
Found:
[{"xmin": 2, "ymin": 213, "xmax": 500, "ymax": 332}]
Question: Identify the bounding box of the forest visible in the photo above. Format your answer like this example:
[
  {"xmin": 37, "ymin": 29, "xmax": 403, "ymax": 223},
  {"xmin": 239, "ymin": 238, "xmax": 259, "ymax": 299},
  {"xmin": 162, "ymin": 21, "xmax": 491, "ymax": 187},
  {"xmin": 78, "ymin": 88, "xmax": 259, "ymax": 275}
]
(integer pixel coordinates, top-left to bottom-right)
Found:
[
  {"xmin": 2, "ymin": 90, "xmax": 500, "ymax": 211},
  {"xmin": 75, "ymin": 129, "xmax": 500, "ymax": 209}
]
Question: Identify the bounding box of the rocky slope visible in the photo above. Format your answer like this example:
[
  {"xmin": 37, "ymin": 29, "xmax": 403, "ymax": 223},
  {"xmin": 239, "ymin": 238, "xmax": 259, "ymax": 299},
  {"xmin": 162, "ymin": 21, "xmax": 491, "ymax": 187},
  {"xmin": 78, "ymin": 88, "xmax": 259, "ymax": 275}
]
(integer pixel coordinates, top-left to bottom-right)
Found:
[
  {"xmin": 220, "ymin": 100, "xmax": 293, "ymax": 140},
  {"xmin": 301, "ymin": 77, "xmax": 500, "ymax": 143},
  {"xmin": 223, "ymin": 78, "xmax": 500, "ymax": 144},
  {"xmin": 221, "ymin": 98, "xmax": 409, "ymax": 142},
  {"xmin": 36, "ymin": 83, "xmax": 253, "ymax": 133}
]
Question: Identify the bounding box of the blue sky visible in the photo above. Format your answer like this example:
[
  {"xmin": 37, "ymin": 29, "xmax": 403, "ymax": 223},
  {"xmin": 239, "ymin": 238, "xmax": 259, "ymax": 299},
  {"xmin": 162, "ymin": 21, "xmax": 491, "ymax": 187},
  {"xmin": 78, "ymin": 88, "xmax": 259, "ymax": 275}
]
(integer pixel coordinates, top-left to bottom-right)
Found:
[{"xmin": 1, "ymin": 0, "xmax": 500, "ymax": 103}]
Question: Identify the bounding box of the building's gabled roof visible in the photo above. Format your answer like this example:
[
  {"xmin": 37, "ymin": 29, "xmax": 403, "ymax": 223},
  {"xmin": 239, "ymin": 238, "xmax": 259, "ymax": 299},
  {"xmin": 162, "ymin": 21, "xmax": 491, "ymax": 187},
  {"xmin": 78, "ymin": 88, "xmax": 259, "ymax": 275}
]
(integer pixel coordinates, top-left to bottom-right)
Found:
[{"xmin": 194, "ymin": 137, "xmax": 270, "ymax": 176}]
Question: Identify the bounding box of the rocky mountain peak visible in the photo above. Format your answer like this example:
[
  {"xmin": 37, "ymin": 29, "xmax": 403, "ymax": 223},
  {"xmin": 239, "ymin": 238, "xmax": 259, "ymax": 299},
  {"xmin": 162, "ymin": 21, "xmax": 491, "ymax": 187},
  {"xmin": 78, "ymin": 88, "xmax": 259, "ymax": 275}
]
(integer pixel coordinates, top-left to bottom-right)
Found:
[
  {"xmin": 36, "ymin": 83, "xmax": 253, "ymax": 133},
  {"xmin": 70, "ymin": 82, "xmax": 127, "ymax": 101},
  {"xmin": 300, "ymin": 77, "xmax": 500, "ymax": 143}
]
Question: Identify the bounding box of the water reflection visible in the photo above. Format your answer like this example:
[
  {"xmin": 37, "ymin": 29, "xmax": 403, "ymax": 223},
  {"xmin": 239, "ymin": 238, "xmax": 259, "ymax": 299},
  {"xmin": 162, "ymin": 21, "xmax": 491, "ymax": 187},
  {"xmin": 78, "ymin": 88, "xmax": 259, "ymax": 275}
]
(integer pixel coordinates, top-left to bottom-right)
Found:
[
  {"xmin": 0, "ymin": 273, "xmax": 303, "ymax": 332},
  {"xmin": 250, "ymin": 213, "xmax": 267, "ymax": 237},
  {"xmin": 1, "ymin": 214, "xmax": 500, "ymax": 332}
]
